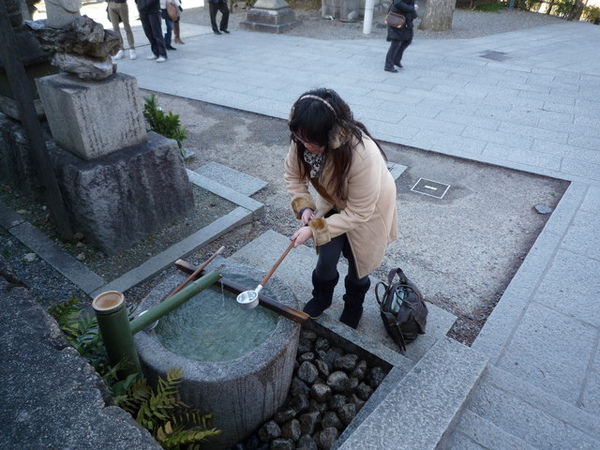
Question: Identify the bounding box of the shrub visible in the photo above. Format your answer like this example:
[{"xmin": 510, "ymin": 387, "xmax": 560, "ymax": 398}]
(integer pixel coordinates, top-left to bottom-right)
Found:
[{"xmin": 143, "ymin": 94, "xmax": 189, "ymax": 158}]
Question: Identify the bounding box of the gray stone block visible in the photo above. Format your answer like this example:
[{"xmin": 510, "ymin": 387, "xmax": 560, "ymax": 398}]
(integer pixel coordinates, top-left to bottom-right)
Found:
[
  {"xmin": 0, "ymin": 279, "xmax": 161, "ymax": 450},
  {"xmin": 443, "ymin": 410, "xmax": 537, "ymax": 450},
  {"xmin": 495, "ymin": 303, "xmax": 596, "ymax": 405},
  {"xmin": 464, "ymin": 365, "xmax": 600, "ymax": 448},
  {"xmin": 36, "ymin": 72, "xmax": 147, "ymax": 161},
  {"xmin": 338, "ymin": 338, "xmax": 488, "ymax": 450},
  {"xmin": 51, "ymin": 131, "xmax": 193, "ymax": 255},
  {"xmin": 193, "ymin": 162, "xmax": 267, "ymax": 197},
  {"xmin": 9, "ymin": 222, "xmax": 105, "ymax": 294}
]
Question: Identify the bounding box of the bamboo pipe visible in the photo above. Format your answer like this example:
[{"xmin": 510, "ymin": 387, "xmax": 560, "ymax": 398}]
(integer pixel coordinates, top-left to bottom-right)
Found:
[{"xmin": 129, "ymin": 271, "xmax": 222, "ymax": 334}]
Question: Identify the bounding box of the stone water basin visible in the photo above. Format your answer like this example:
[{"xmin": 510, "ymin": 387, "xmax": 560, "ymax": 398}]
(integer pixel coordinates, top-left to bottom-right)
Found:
[{"xmin": 134, "ymin": 262, "xmax": 301, "ymax": 449}]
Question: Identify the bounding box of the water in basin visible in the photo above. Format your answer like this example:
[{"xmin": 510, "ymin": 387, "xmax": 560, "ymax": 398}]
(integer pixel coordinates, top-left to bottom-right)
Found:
[{"xmin": 155, "ymin": 282, "xmax": 279, "ymax": 362}]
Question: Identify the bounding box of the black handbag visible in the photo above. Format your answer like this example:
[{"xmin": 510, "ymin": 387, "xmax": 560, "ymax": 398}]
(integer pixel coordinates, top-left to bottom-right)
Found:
[
  {"xmin": 385, "ymin": 11, "xmax": 406, "ymax": 28},
  {"xmin": 375, "ymin": 268, "xmax": 428, "ymax": 352}
]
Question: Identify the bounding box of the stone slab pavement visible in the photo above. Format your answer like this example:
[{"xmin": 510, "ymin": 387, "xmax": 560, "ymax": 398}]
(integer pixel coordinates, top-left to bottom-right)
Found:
[{"xmin": 114, "ymin": 18, "xmax": 600, "ymax": 421}]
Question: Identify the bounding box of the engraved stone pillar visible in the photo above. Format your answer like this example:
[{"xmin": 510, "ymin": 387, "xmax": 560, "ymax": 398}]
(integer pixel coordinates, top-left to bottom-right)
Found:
[{"xmin": 36, "ymin": 72, "xmax": 146, "ymax": 160}]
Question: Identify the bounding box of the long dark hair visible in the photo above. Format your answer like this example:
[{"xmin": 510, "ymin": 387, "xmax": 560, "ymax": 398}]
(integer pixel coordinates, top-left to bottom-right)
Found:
[{"xmin": 288, "ymin": 88, "xmax": 387, "ymax": 201}]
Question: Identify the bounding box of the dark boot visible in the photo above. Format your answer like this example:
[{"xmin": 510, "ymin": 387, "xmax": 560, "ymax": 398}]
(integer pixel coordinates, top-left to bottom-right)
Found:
[
  {"xmin": 339, "ymin": 276, "xmax": 371, "ymax": 329},
  {"xmin": 303, "ymin": 271, "xmax": 339, "ymax": 319}
]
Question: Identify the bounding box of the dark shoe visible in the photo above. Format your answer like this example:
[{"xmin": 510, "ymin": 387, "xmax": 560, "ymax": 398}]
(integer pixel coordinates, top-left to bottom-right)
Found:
[
  {"xmin": 339, "ymin": 276, "xmax": 371, "ymax": 329},
  {"xmin": 384, "ymin": 67, "xmax": 398, "ymax": 73},
  {"xmin": 303, "ymin": 271, "xmax": 339, "ymax": 319},
  {"xmin": 213, "ymin": 30, "xmax": 222, "ymax": 35},
  {"xmin": 166, "ymin": 45, "xmax": 177, "ymax": 50},
  {"xmin": 395, "ymin": 63, "xmax": 403, "ymax": 68},
  {"xmin": 220, "ymin": 29, "xmax": 230, "ymax": 34}
]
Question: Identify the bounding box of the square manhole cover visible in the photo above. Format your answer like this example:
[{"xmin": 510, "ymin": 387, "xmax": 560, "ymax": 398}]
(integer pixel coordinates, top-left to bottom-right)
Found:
[
  {"xmin": 411, "ymin": 178, "xmax": 450, "ymax": 199},
  {"xmin": 480, "ymin": 50, "xmax": 510, "ymax": 62}
]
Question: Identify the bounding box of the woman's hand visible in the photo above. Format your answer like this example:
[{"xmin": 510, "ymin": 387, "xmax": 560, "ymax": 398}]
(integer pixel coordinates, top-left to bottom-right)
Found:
[
  {"xmin": 291, "ymin": 226, "xmax": 313, "ymax": 247},
  {"xmin": 300, "ymin": 208, "xmax": 315, "ymax": 226}
]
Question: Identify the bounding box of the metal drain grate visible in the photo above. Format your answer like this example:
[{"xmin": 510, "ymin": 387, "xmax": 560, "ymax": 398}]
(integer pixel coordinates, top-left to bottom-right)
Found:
[
  {"xmin": 411, "ymin": 178, "xmax": 450, "ymax": 199},
  {"xmin": 480, "ymin": 50, "xmax": 510, "ymax": 62}
]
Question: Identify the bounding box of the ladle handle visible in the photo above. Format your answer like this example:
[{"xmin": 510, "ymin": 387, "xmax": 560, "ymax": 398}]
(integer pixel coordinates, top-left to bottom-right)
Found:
[
  {"xmin": 260, "ymin": 240, "xmax": 295, "ymax": 288},
  {"xmin": 167, "ymin": 246, "xmax": 225, "ymax": 298}
]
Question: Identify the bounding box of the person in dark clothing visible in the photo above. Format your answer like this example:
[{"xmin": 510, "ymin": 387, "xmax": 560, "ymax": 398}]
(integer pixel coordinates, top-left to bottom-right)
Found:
[
  {"xmin": 208, "ymin": 0, "xmax": 229, "ymax": 35},
  {"xmin": 136, "ymin": 0, "xmax": 168, "ymax": 62},
  {"xmin": 384, "ymin": 0, "xmax": 418, "ymax": 72}
]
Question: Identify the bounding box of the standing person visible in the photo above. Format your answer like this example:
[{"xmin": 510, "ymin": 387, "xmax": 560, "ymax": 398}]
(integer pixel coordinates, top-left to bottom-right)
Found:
[
  {"xmin": 107, "ymin": 0, "xmax": 137, "ymax": 60},
  {"xmin": 173, "ymin": 0, "xmax": 185, "ymax": 44},
  {"xmin": 160, "ymin": 0, "xmax": 180, "ymax": 50},
  {"xmin": 208, "ymin": 0, "xmax": 229, "ymax": 35},
  {"xmin": 384, "ymin": 0, "xmax": 418, "ymax": 72},
  {"xmin": 135, "ymin": 0, "xmax": 167, "ymax": 62},
  {"xmin": 285, "ymin": 88, "xmax": 398, "ymax": 329}
]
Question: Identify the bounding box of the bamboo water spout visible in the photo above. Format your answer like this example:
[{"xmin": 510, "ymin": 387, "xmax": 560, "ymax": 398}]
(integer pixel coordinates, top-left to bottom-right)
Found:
[{"xmin": 92, "ymin": 271, "xmax": 222, "ymax": 379}]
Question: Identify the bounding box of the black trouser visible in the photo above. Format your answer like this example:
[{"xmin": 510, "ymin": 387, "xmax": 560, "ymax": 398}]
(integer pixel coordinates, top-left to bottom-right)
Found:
[
  {"xmin": 385, "ymin": 39, "xmax": 412, "ymax": 69},
  {"xmin": 315, "ymin": 234, "xmax": 369, "ymax": 286},
  {"xmin": 209, "ymin": 1, "xmax": 229, "ymax": 32},
  {"xmin": 139, "ymin": 10, "xmax": 167, "ymax": 58}
]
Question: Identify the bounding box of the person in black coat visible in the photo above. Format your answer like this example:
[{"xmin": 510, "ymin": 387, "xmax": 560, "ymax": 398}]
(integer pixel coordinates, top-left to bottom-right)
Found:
[
  {"xmin": 384, "ymin": 0, "xmax": 418, "ymax": 72},
  {"xmin": 136, "ymin": 0, "xmax": 168, "ymax": 61},
  {"xmin": 209, "ymin": 0, "xmax": 229, "ymax": 35}
]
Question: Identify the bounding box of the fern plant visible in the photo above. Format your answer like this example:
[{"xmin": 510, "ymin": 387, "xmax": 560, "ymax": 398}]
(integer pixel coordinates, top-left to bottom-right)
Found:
[
  {"xmin": 118, "ymin": 368, "xmax": 222, "ymax": 449},
  {"xmin": 143, "ymin": 94, "xmax": 189, "ymax": 157},
  {"xmin": 49, "ymin": 302, "xmax": 222, "ymax": 449}
]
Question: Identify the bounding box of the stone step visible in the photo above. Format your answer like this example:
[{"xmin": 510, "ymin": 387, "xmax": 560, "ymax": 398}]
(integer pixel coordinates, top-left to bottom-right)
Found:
[
  {"xmin": 440, "ymin": 409, "xmax": 537, "ymax": 450},
  {"xmin": 193, "ymin": 162, "xmax": 268, "ymax": 196},
  {"xmin": 443, "ymin": 364, "xmax": 600, "ymax": 449},
  {"xmin": 336, "ymin": 337, "xmax": 488, "ymax": 450},
  {"xmin": 228, "ymin": 229, "xmax": 457, "ymax": 363}
]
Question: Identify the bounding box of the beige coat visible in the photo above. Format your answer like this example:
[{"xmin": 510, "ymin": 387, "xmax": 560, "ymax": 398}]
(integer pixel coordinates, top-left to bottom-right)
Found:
[{"xmin": 285, "ymin": 134, "xmax": 398, "ymax": 279}]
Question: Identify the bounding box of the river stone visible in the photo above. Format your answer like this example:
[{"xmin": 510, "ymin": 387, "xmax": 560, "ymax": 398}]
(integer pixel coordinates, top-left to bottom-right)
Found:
[
  {"xmin": 258, "ymin": 420, "xmax": 281, "ymax": 441},
  {"xmin": 298, "ymin": 411, "xmax": 320, "ymax": 435},
  {"xmin": 327, "ymin": 371, "xmax": 351, "ymax": 393},
  {"xmin": 317, "ymin": 427, "xmax": 339, "ymax": 449},
  {"xmin": 297, "ymin": 434, "xmax": 318, "ymax": 450},
  {"xmin": 311, "ymin": 383, "xmax": 332, "ymax": 402},
  {"xmin": 274, "ymin": 408, "xmax": 296, "ymax": 424},
  {"xmin": 270, "ymin": 438, "xmax": 294, "ymax": 450},
  {"xmin": 338, "ymin": 403, "xmax": 357, "ymax": 426},
  {"xmin": 280, "ymin": 419, "xmax": 301, "ymax": 441},
  {"xmin": 297, "ymin": 361, "xmax": 319, "ymax": 384},
  {"xmin": 334, "ymin": 353, "xmax": 358, "ymax": 371},
  {"xmin": 355, "ymin": 381, "xmax": 374, "ymax": 401},
  {"xmin": 367, "ymin": 366, "xmax": 386, "ymax": 388}
]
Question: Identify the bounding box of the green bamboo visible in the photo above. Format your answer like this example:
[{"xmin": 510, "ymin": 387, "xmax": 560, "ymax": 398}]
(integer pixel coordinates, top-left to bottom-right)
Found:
[
  {"xmin": 93, "ymin": 292, "xmax": 142, "ymax": 379},
  {"xmin": 129, "ymin": 271, "xmax": 222, "ymax": 335}
]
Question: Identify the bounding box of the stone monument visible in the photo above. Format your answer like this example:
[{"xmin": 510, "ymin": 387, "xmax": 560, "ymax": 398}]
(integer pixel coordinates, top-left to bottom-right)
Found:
[{"xmin": 2, "ymin": 0, "xmax": 195, "ymax": 255}]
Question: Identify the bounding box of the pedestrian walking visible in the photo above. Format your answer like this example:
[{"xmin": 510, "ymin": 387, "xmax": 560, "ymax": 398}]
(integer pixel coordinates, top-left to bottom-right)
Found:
[
  {"xmin": 208, "ymin": 0, "xmax": 229, "ymax": 35},
  {"xmin": 384, "ymin": 0, "xmax": 418, "ymax": 72}
]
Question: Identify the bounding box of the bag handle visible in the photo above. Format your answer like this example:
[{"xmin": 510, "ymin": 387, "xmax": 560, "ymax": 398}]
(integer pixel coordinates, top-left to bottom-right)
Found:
[{"xmin": 375, "ymin": 281, "xmax": 388, "ymax": 306}]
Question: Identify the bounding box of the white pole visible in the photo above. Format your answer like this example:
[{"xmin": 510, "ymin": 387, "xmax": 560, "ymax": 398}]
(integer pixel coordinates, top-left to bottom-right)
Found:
[{"xmin": 363, "ymin": 0, "xmax": 375, "ymax": 34}]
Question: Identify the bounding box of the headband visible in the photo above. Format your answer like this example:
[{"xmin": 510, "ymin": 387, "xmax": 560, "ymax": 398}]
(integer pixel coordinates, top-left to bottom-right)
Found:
[{"xmin": 299, "ymin": 95, "xmax": 337, "ymax": 118}]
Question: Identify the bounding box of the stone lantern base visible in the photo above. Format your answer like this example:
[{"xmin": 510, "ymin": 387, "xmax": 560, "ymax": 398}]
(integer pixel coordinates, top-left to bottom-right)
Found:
[{"xmin": 239, "ymin": 0, "xmax": 300, "ymax": 33}]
